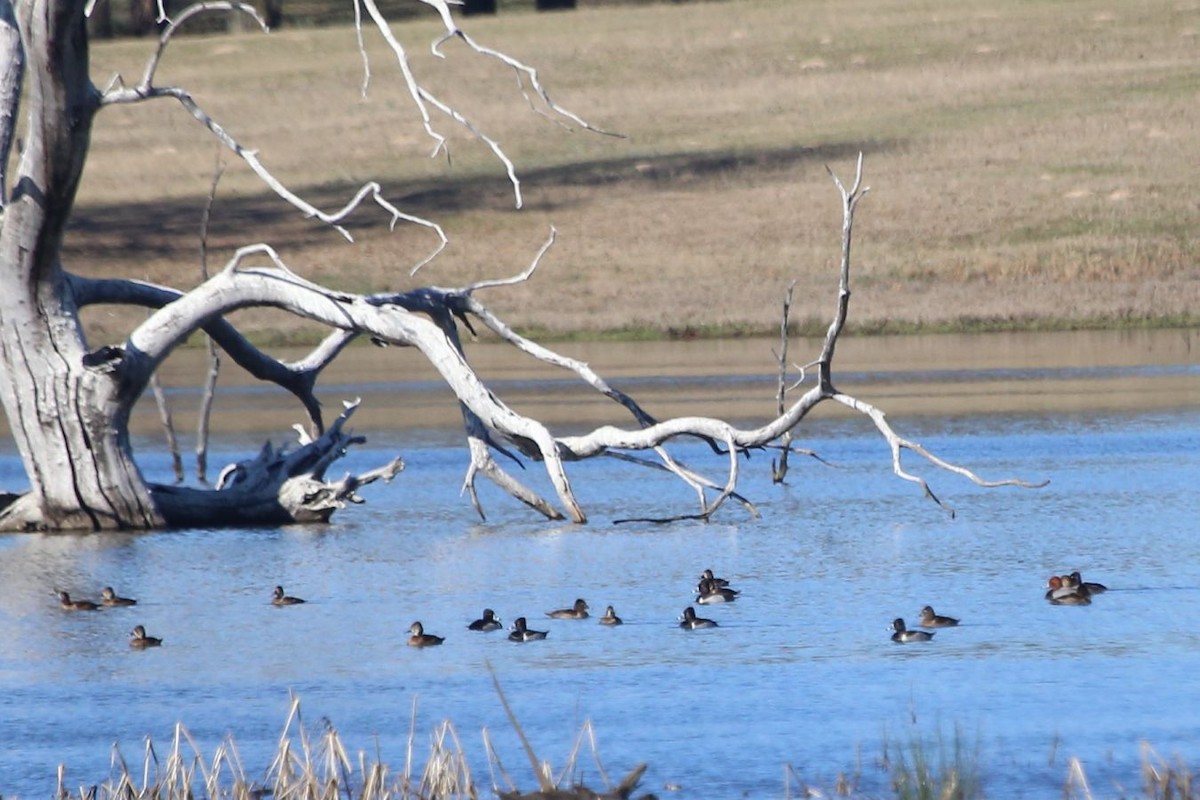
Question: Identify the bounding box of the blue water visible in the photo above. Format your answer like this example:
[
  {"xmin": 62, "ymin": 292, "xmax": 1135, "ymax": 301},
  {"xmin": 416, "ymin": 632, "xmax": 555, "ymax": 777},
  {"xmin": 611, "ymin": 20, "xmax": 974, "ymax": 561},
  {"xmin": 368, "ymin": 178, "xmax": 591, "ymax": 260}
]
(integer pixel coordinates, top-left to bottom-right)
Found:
[{"xmin": 1, "ymin": 402, "xmax": 1199, "ymax": 797}]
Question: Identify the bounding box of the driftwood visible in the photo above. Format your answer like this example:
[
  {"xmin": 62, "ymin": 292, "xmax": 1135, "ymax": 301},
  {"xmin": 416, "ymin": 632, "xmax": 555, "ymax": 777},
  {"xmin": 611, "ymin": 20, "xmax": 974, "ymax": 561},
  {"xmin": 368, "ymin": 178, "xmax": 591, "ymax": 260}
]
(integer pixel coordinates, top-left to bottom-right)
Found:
[
  {"xmin": 497, "ymin": 763, "xmax": 651, "ymax": 800},
  {"xmin": 150, "ymin": 400, "xmax": 405, "ymax": 526}
]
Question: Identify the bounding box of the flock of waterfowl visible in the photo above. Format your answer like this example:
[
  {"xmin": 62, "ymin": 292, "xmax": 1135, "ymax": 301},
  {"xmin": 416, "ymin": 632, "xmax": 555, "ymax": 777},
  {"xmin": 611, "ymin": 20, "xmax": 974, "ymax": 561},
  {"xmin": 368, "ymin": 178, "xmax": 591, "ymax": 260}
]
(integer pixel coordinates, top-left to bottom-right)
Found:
[
  {"xmin": 54, "ymin": 568, "xmax": 1108, "ymax": 650},
  {"xmin": 1044, "ymin": 570, "xmax": 1108, "ymax": 605},
  {"xmin": 406, "ymin": 568, "xmax": 746, "ymax": 647},
  {"xmin": 890, "ymin": 570, "xmax": 1109, "ymax": 643},
  {"xmin": 52, "ymin": 583, "xmax": 308, "ymax": 648},
  {"xmin": 53, "ymin": 588, "xmax": 161, "ymax": 648}
]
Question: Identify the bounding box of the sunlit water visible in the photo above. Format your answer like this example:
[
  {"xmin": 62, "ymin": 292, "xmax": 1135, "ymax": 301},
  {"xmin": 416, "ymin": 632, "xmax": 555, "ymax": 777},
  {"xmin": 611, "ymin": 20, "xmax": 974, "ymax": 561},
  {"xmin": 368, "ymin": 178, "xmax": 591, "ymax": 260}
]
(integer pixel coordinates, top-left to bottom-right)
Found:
[{"xmin": 1, "ymin": 333, "xmax": 1199, "ymax": 799}]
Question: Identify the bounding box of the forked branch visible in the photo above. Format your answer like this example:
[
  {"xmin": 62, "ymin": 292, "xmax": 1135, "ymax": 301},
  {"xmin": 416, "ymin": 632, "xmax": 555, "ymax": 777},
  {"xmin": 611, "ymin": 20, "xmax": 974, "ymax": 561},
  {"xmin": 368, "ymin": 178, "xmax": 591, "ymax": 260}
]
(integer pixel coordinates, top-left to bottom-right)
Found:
[{"xmin": 353, "ymin": 0, "xmax": 616, "ymax": 213}]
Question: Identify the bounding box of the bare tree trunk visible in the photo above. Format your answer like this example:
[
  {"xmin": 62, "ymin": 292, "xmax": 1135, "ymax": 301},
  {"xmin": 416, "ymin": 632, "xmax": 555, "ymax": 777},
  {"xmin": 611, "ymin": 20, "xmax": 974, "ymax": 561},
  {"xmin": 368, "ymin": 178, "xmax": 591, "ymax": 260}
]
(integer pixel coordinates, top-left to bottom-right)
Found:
[{"xmin": 0, "ymin": 0, "xmax": 163, "ymax": 530}]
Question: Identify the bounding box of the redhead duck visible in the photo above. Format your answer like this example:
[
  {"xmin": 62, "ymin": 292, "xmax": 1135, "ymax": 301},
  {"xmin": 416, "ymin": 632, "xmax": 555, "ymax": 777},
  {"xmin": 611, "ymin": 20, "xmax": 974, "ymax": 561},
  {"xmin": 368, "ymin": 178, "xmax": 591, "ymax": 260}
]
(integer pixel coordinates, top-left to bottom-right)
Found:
[
  {"xmin": 1045, "ymin": 576, "xmax": 1091, "ymax": 605},
  {"xmin": 546, "ymin": 598, "xmax": 590, "ymax": 620},
  {"xmin": 128, "ymin": 625, "xmax": 162, "ymax": 648},
  {"xmin": 1069, "ymin": 571, "xmax": 1108, "ymax": 594},
  {"xmin": 918, "ymin": 605, "xmax": 959, "ymax": 628},
  {"xmin": 468, "ymin": 608, "xmax": 503, "ymax": 631},
  {"xmin": 56, "ymin": 590, "xmax": 99, "ymax": 611},
  {"xmin": 407, "ymin": 621, "xmax": 445, "ymax": 648},
  {"xmin": 101, "ymin": 587, "xmax": 137, "ymax": 607},
  {"xmin": 891, "ymin": 618, "xmax": 934, "ymax": 643},
  {"xmin": 679, "ymin": 606, "xmax": 718, "ymax": 630},
  {"xmin": 598, "ymin": 605, "xmax": 623, "ymax": 626},
  {"xmin": 696, "ymin": 578, "xmax": 739, "ymax": 604},
  {"xmin": 1045, "ymin": 575, "xmax": 1091, "ymax": 605},
  {"xmin": 508, "ymin": 617, "xmax": 548, "ymax": 642},
  {"xmin": 271, "ymin": 586, "xmax": 305, "ymax": 606}
]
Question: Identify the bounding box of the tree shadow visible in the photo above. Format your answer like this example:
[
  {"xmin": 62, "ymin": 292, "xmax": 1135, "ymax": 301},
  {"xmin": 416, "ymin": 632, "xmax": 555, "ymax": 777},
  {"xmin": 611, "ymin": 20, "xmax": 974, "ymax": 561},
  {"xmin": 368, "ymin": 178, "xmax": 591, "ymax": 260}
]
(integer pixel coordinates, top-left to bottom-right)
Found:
[{"xmin": 65, "ymin": 138, "xmax": 899, "ymax": 271}]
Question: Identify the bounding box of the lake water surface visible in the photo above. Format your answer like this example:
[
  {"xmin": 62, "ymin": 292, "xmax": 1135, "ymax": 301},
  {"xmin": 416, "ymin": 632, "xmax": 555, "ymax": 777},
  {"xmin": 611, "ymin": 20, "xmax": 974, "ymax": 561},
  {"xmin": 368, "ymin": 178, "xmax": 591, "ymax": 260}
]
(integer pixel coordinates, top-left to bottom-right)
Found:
[{"xmin": 1, "ymin": 330, "xmax": 1199, "ymax": 798}]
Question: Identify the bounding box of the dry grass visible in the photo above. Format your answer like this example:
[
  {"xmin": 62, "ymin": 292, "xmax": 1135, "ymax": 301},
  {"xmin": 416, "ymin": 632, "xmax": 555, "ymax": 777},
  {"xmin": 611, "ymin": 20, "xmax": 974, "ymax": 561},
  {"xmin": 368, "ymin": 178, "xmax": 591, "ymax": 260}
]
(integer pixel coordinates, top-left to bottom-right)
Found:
[
  {"xmin": 54, "ymin": 693, "xmax": 651, "ymax": 800},
  {"xmin": 57, "ymin": 697, "xmax": 481, "ymax": 800},
  {"xmin": 70, "ymin": 0, "xmax": 1200, "ymax": 343},
  {"xmin": 52, "ymin": 700, "xmax": 1200, "ymax": 800}
]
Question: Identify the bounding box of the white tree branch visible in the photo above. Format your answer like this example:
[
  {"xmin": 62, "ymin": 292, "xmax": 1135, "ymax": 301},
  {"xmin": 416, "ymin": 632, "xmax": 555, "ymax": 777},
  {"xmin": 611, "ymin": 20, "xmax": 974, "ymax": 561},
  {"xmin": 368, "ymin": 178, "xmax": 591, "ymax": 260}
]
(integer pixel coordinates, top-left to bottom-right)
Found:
[
  {"xmin": 771, "ymin": 280, "xmax": 798, "ymax": 483},
  {"xmin": 68, "ymin": 272, "xmax": 351, "ymax": 431},
  {"xmin": 463, "ymin": 436, "xmax": 563, "ymax": 521},
  {"xmin": 375, "ymin": 229, "xmax": 660, "ymax": 430},
  {"xmin": 445, "ymin": 28, "xmax": 622, "ymax": 139},
  {"xmin": 95, "ymin": 2, "xmax": 447, "ymax": 266},
  {"xmin": 110, "ymin": 255, "xmax": 589, "ymax": 520},
  {"xmin": 817, "ymin": 152, "xmax": 867, "ymax": 386},
  {"xmin": 352, "ymin": 0, "xmax": 617, "ymax": 211},
  {"xmin": 85, "ymin": 158, "xmax": 1040, "ymax": 524},
  {"xmin": 604, "ymin": 449, "xmax": 759, "ymax": 524},
  {"xmin": 833, "ymin": 391, "xmax": 1049, "ymax": 517}
]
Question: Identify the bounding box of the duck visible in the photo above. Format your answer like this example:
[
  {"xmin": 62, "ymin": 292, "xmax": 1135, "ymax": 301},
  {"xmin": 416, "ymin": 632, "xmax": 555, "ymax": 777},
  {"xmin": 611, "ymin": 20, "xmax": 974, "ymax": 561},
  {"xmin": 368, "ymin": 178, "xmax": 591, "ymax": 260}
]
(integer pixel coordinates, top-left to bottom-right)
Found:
[
  {"xmin": 101, "ymin": 587, "xmax": 137, "ymax": 607},
  {"xmin": 918, "ymin": 605, "xmax": 959, "ymax": 628},
  {"xmin": 679, "ymin": 606, "xmax": 718, "ymax": 630},
  {"xmin": 598, "ymin": 605, "xmax": 623, "ymax": 626},
  {"xmin": 468, "ymin": 608, "xmax": 503, "ymax": 631},
  {"xmin": 56, "ymin": 590, "xmax": 99, "ymax": 611},
  {"xmin": 696, "ymin": 568, "xmax": 732, "ymax": 591},
  {"xmin": 1060, "ymin": 573, "xmax": 1093, "ymax": 596},
  {"xmin": 1045, "ymin": 575, "xmax": 1091, "ymax": 605},
  {"xmin": 271, "ymin": 585, "xmax": 305, "ymax": 606},
  {"xmin": 1069, "ymin": 571, "xmax": 1108, "ymax": 594},
  {"xmin": 695, "ymin": 578, "xmax": 739, "ymax": 604},
  {"xmin": 1043, "ymin": 575, "xmax": 1066, "ymax": 599},
  {"xmin": 891, "ymin": 618, "xmax": 934, "ymax": 643},
  {"xmin": 128, "ymin": 625, "xmax": 162, "ymax": 648},
  {"xmin": 546, "ymin": 598, "xmax": 590, "ymax": 619},
  {"xmin": 407, "ymin": 621, "xmax": 445, "ymax": 648},
  {"xmin": 508, "ymin": 617, "xmax": 548, "ymax": 642}
]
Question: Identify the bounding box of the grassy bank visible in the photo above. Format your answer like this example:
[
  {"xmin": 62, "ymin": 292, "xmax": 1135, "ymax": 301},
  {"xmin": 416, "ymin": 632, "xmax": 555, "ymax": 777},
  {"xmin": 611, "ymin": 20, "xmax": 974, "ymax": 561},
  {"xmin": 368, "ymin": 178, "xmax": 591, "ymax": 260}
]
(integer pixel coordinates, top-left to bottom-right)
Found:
[{"xmin": 73, "ymin": 0, "xmax": 1200, "ymax": 344}]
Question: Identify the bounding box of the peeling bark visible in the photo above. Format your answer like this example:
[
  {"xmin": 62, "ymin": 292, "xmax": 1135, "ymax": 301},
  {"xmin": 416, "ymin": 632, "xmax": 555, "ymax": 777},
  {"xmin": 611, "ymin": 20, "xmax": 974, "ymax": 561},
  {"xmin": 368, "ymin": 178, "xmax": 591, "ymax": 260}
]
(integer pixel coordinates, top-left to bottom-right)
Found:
[{"xmin": 0, "ymin": 0, "xmax": 162, "ymax": 530}]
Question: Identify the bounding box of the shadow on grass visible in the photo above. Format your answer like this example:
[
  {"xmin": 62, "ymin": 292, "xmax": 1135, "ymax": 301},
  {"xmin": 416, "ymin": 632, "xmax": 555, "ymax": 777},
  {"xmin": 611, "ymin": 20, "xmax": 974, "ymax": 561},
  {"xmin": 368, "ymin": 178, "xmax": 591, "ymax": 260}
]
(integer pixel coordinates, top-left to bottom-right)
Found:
[{"xmin": 65, "ymin": 139, "xmax": 899, "ymax": 270}]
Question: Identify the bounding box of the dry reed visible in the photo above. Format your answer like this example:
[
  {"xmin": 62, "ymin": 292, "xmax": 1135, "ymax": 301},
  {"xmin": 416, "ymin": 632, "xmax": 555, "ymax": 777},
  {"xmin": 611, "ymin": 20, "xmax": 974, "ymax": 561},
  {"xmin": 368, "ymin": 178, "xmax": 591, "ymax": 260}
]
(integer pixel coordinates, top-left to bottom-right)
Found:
[
  {"xmin": 48, "ymin": 703, "xmax": 1200, "ymax": 800},
  {"xmin": 51, "ymin": 683, "xmax": 655, "ymax": 800},
  {"xmin": 54, "ymin": 696, "xmax": 479, "ymax": 800}
]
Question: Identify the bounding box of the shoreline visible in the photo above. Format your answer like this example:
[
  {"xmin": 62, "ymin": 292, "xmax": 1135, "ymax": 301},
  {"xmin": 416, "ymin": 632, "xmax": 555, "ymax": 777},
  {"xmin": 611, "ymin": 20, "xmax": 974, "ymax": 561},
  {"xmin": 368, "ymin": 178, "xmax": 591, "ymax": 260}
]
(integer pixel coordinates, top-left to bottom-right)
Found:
[
  {"xmin": 158, "ymin": 312, "xmax": 1200, "ymax": 351},
  {"xmin": 117, "ymin": 328, "xmax": 1200, "ymax": 439}
]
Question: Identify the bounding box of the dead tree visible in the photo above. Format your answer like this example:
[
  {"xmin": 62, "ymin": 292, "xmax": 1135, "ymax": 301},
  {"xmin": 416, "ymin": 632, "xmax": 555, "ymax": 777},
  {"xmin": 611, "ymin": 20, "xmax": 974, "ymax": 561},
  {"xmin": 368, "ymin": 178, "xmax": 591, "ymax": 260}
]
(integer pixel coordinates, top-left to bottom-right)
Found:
[{"xmin": 0, "ymin": 0, "xmax": 1040, "ymax": 532}]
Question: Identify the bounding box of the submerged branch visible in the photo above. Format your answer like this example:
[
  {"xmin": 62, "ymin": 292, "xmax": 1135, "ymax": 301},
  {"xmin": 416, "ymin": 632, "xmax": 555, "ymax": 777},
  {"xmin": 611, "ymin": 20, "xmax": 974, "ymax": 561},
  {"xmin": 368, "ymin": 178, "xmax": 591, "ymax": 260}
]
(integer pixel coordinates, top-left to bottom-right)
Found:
[{"xmin": 153, "ymin": 400, "xmax": 404, "ymax": 527}]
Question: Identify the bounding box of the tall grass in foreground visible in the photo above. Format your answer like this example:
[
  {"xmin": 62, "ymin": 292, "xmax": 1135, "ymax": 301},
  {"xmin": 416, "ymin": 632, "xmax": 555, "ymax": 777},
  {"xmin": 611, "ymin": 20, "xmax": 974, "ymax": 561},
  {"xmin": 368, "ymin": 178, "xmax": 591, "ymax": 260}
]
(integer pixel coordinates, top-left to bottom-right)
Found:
[
  {"xmin": 54, "ymin": 692, "xmax": 649, "ymax": 800},
  {"xmin": 57, "ymin": 697, "xmax": 479, "ymax": 800},
  {"xmin": 53, "ymin": 703, "xmax": 1200, "ymax": 800}
]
